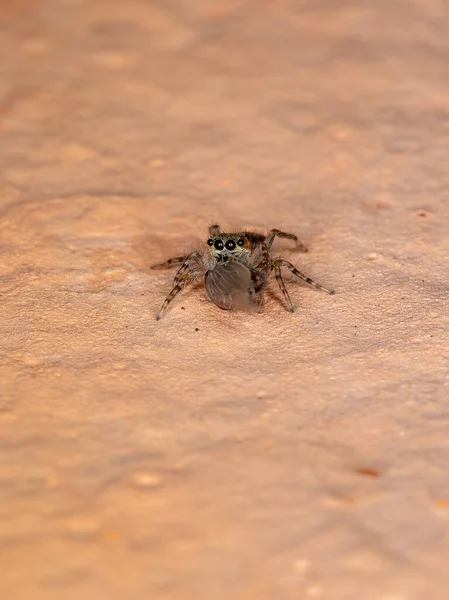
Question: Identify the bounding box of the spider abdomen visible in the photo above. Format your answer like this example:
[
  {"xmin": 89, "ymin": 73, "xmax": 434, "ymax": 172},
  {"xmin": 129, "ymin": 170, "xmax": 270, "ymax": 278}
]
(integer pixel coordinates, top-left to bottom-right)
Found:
[{"xmin": 205, "ymin": 260, "xmax": 263, "ymax": 311}]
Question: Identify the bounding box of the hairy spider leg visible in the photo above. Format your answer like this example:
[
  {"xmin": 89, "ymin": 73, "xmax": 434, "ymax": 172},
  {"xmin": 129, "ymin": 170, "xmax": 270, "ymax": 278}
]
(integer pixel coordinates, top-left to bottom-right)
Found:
[
  {"xmin": 156, "ymin": 252, "xmax": 202, "ymax": 320},
  {"xmin": 273, "ymin": 261, "xmax": 295, "ymax": 312},
  {"xmin": 209, "ymin": 224, "xmax": 221, "ymax": 236},
  {"xmin": 274, "ymin": 258, "xmax": 334, "ymax": 294},
  {"xmin": 151, "ymin": 255, "xmax": 187, "ymax": 270},
  {"xmin": 265, "ymin": 229, "xmax": 308, "ymax": 253}
]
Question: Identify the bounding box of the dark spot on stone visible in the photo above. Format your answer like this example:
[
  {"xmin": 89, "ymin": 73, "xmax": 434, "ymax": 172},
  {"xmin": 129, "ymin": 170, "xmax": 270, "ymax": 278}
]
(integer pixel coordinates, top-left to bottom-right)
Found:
[
  {"xmin": 354, "ymin": 467, "xmax": 381, "ymax": 478},
  {"xmin": 195, "ymin": 327, "xmax": 199, "ymax": 331},
  {"xmin": 361, "ymin": 200, "xmax": 391, "ymax": 213},
  {"xmin": 333, "ymin": 495, "xmax": 356, "ymax": 505}
]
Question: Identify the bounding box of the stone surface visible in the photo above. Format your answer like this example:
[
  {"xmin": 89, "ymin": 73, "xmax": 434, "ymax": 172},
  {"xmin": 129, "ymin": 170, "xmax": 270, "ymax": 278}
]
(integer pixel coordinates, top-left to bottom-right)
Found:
[{"xmin": 1, "ymin": 1, "xmax": 448, "ymax": 599}]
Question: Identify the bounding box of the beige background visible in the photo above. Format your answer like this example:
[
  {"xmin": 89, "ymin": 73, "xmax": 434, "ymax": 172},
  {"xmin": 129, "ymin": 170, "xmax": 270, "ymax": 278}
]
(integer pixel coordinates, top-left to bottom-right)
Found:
[{"xmin": 1, "ymin": 1, "xmax": 448, "ymax": 599}]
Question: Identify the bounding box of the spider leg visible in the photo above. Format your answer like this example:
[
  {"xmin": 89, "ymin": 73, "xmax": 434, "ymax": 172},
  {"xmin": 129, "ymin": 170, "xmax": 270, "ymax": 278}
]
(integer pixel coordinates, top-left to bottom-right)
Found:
[
  {"xmin": 249, "ymin": 244, "xmax": 270, "ymax": 307},
  {"xmin": 248, "ymin": 265, "xmax": 267, "ymax": 308},
  {"xmin": 156, "ymin": 252, "xmax": 202, "ymax": 320},
  {"xmin": 266, "ymin": 229, "xmax": 308, "ymax": 253},
  {"xmin": 261, "ymin": 241, "xmax": 271, "ymax": 275},
  {"xmin": 273, "ymin": 261, "xmax": 295, "ymax": 312},
  {"xmin": 209, "ymin": 224, "xmax": 221, "ymax": 236},
  {"xmin": 275, "ymin": 258, "xmax": 334, "ymax": 294},
  {"xmin": 156, "ymin": 273, "xmax": 197, "ymax": 320},
  {"xmin": 151, "ymin": 255, "xmax": 187, "ymax": 270},
  {"xmin": 252, "ymin": 241, "xmax": 271, "ymax": 275},
  {"xmin": 249, "ymin": 266, "xmax": 266, "ymax": 293}
]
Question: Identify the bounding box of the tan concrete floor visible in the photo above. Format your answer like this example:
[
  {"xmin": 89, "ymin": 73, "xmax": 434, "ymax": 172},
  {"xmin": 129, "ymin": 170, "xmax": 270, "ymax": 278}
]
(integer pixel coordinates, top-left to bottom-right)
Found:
[{"xmin": 1, "ymin": 1, "xmax": 448, "ymax": 599}]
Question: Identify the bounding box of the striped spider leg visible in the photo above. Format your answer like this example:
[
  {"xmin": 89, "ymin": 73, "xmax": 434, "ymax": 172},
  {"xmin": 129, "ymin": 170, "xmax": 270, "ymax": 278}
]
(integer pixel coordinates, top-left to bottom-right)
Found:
[
  {"xmin": 250, "ymin": 228, "xmax": 333, "ymax": 313},
  {"xmin": 152, "ymin": 252, "xmax": 203, "ymax": 320},
  {"xmin": 264, "ymin": 228, "xmax": 309, "ymax": 254},
  {"xmin": 151, "ymin": 255, "xmax": 188, "ymax": 270},
  {"xmin": 270, "ymin": 257, "xmax": 335, "ymax": 313}
]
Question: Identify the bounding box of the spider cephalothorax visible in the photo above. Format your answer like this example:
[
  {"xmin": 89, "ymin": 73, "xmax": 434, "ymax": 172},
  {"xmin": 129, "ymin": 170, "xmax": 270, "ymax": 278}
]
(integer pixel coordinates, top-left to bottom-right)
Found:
[
  {"xmin": 152, "ymin": 223, "xmax": 334, "ymax": 320},
  {"xmin": 203, "ymin": 227, "xmax": 265, "ymax": 269},
  {"xmin": 206, "ymin": 235, "xmax": 250, "ymax": 265}
]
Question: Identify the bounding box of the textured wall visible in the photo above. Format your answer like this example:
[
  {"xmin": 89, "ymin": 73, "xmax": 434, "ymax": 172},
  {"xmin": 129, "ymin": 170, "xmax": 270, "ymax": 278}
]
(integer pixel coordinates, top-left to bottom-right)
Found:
[{"xmin": 1, "ymin": 1, "xmax": 448, "ymax": 599}]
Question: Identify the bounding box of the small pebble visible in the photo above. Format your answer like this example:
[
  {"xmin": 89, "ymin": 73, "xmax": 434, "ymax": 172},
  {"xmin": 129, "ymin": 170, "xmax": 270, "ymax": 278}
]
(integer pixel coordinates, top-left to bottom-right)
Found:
[
  {"xmin": 131, "ymin": 472, "xmax": 161, "ymax": 488},
  {"xmin": 66, "ymin": 516, "xmax": 101, "ymax": 538},
  {"xmin": 294, "ymin": 559, "xmax": 310, "ymax": 574}
]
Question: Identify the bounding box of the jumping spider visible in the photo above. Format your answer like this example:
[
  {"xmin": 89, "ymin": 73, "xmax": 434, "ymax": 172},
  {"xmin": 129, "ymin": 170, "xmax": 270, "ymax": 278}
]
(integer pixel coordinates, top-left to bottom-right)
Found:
[{"xmin": 152, "ymin": 224, "xmax": 334, "ymax": 320}]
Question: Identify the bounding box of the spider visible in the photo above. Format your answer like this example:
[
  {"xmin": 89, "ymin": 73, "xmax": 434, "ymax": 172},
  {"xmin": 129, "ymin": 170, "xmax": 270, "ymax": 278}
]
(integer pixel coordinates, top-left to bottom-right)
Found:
[{"xmin": 151, "ymin": 224, "xmax": 334, "ymax": 320}]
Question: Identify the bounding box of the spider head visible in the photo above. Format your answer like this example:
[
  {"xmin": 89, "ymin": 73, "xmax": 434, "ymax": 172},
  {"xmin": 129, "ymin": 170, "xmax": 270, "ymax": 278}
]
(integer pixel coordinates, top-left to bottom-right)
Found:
[{"xmin": 206, "ymin": 234, "xmax": 250, "ymax": 264}]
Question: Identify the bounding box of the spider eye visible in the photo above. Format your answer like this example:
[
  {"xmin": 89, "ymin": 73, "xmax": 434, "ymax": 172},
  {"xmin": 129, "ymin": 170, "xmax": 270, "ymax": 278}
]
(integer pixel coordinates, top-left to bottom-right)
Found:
[
  {"xmin": 207, "ymin": 238, "xmax": 214, "ymax": 246},
  {"xmin": 214, "ymin": 239, "xmax": 224, "ymax": 250},
  {"xmin": 225, "ymin": 239, "xmax": 236, "ymax": 251},
  {"xmin": 237, "ymin": 239, "xmax": 244, "ymax": 247}
]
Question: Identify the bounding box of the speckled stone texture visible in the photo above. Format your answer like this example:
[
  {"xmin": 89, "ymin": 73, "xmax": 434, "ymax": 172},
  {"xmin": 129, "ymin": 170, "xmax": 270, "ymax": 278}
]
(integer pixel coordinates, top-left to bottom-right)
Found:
[{"xmin": 1, "ymin": 1, "xmax": 448, "ymax": 599}]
